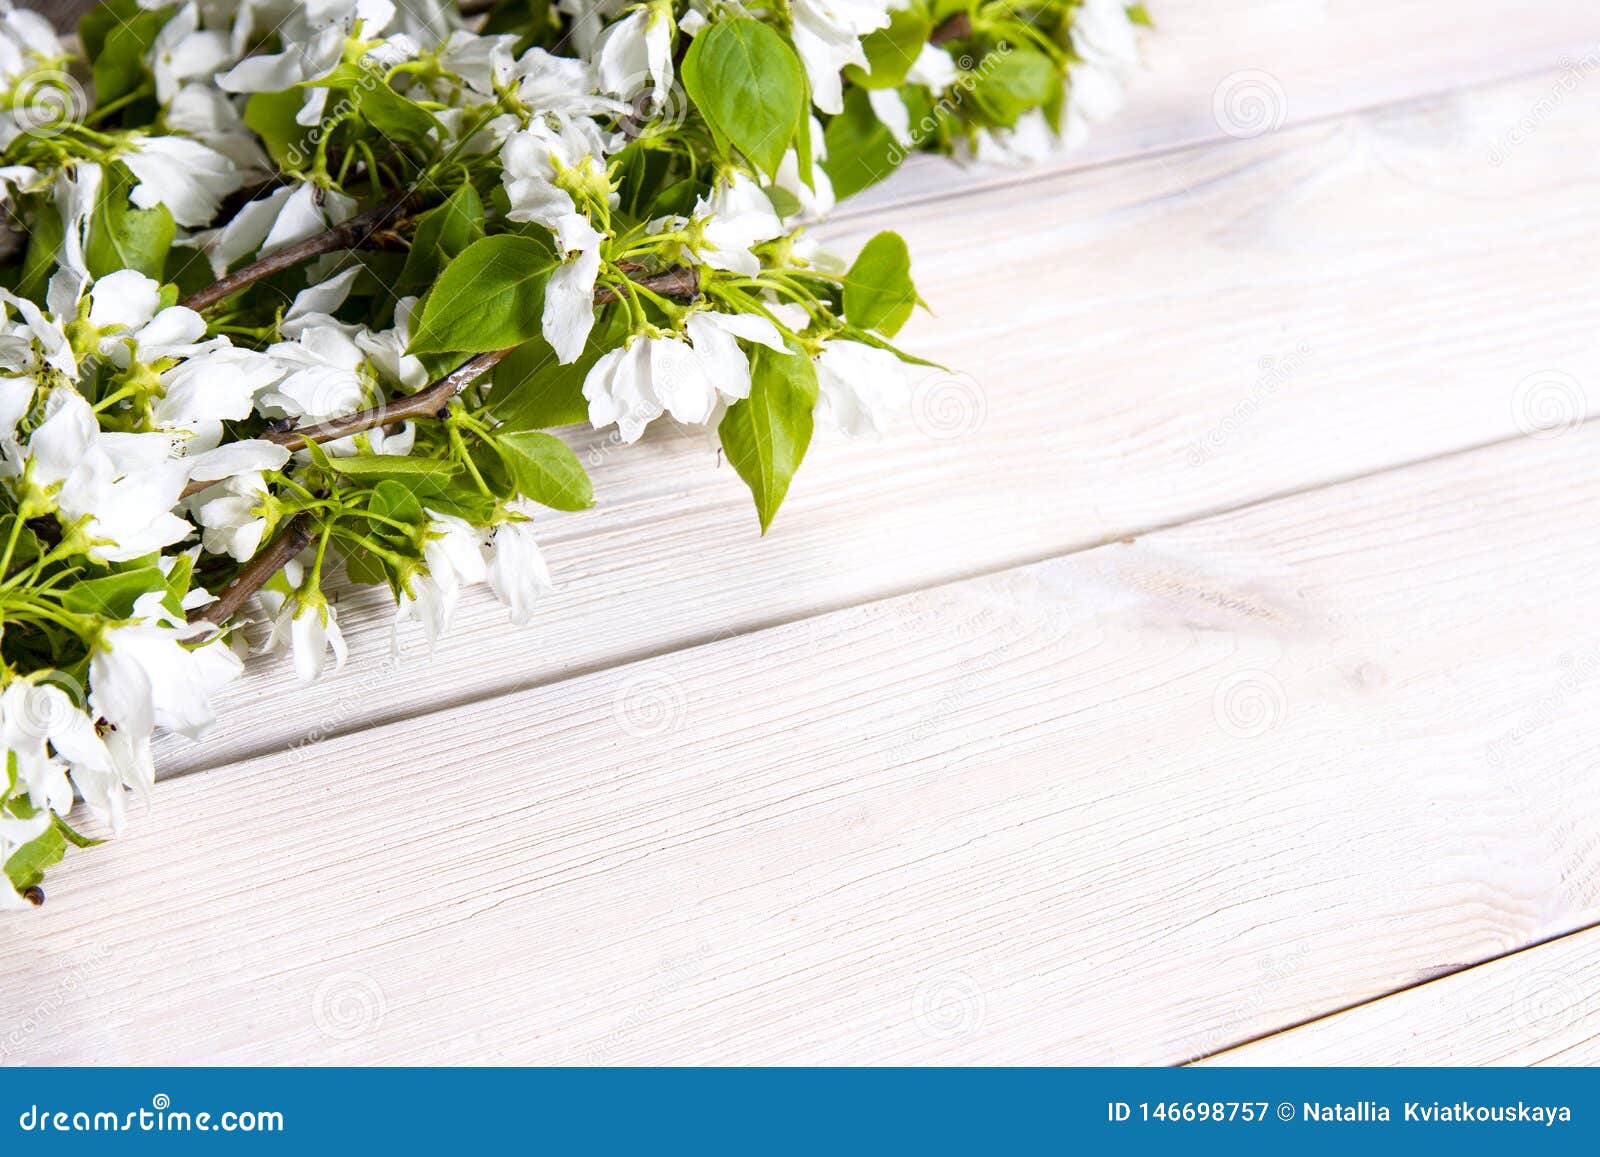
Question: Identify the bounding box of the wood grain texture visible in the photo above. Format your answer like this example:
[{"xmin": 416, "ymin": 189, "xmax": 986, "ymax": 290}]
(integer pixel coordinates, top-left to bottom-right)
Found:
[
  {"xmin": 7, "ymin": 427, "xmax": 1600, "ymax": 1064},
  {"xmin": 154, "ymin": 65, "xmax": 1600, "ymax": 779},
  {"xmin": 1200, "ymin": 927, "xmax": 1600, "ymax": 1065},
  {"xmin": 838, "ymin": 0, "xmax": 1598, "ymax": 219}
]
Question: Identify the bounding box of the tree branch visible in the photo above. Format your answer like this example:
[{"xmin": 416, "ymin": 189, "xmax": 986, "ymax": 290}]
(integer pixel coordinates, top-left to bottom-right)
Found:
[
  {"xmin": 181, "ymin": 262, "xmax": 702, "ymax": 620},
  {"xmin": 180, "ymin": 266, "xmax": 697, "ymax": 498},
  {"xmin": 930, "ymin": 13, "xmax": 972, "ymax": 46},
  {"xmin": 190, "ymin": 514, "xmax": 313, "ymax": 626},
  {"xmin": 267, "ymin": 347, "xmax": 515, "ymax": 455},
  {"xmin": 180, "ymin": 194, "xmax": 419, "ymax": 312}
]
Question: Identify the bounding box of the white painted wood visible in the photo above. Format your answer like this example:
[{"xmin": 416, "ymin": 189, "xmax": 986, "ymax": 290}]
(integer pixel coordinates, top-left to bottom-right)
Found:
[
  {"xmin": 8, "ymin": 428, "xmax": 1600, "ymax": 1064},
  {"xmin": 155, "ymin": 65, "xmax": 1600, "ymax": 777},
  {"xmin": 1200, "ymin": 927, "xmax": 1600, "ymax": 1065},
  {"xmin": 838, "ymin": 0, "xmax": 1598, "ymax": 219}
]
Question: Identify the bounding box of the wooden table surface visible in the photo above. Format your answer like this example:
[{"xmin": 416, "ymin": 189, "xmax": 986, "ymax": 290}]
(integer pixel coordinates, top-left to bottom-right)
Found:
[{"xmin": 4, "ymin": 0, "xmax": 1600, "ymax": 1065}]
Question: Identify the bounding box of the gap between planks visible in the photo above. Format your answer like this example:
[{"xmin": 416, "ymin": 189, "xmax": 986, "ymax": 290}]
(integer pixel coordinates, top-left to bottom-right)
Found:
[{"xmin": 1195, "ymin": 920, "xmax": 1600, "ymax": 1065}]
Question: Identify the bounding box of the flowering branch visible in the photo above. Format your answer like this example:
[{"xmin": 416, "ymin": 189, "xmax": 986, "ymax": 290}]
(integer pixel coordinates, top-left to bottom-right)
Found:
[
  {"xmin": 191, "ymin": 514, "xmax": 314, "ymax": 626},
  {"xmin": 179, "ymin": 194, "xmax": 419, "ymax": 312},
  {"xmin": 269, "ymin": 347, "xmax": 514, "ymax": 451},
  {"xmin": 0, "ymin": 0, "xmax": 1144, "ymax": 905}
]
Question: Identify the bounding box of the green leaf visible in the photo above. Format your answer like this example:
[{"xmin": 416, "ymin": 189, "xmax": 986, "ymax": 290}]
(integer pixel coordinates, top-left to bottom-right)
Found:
[
  {"xmin": 16, "ymin": 197, "xmax": 64, "ymax": 305},
  {"xmin": 60, "ymin": 566, "xmax": 166, "ymax": 619},
  {"xmin": 681, "ymin": 18, "xmax": 805, "ymax": 177},
  {"xmin": 0, "ymin": 516, "xmax": 42, "ymax": 578},
  {"xmin": 341, "ymin": 547, "xmax": 389, "ymax": 587},
  {"xmin": 481, "ymin": 0, "xmax": 549, "ymax": 43},
  {"xmin": 822, "ymin": 86, "xmax": 904, "ymax": 200},
  {"xmin": 160, "ymin": 549, "xmax": 195, "ymax": 617},
  {"xmin": 490, "ymin": 308, "xmax": 628, "ymax": 431},
  {"xmin": 369, "ymin": 478, "xmax": 425, "ymax": 527},
  {"xmin": 4, "ymin": 820, "xmax": 64, "ymax": 893},
  {"xmin": 244, "ymin": 89, "xmax": 316, "ymax": 171},
  {"xmin": 85, "ymin": 0, "xmax": 166, "ymax": 108},
  {"xmin": 490, "ymin": 342, "xmax": 584, "ymax": 430},
  {"xmin": 334, "ymin": 63, "xmax": 440, "ymax": 145},
  {"xmin": 328, "ymin": 456, "xmax": 461, "ymax": 480},
  {"xmin": 407, "ymin": 234, "xmax": 559, "ymax": 356},
  {"xmin": 842, "ymin": 231, "xmax": 917, "ymax": 337},
  {"xmin": 86, "ymin": 165, "xmax": 175, "ymax": 280},
  {"xmin": 53, "ymin": 813, "xmax": 103, "ymax": 849},
  {"xmin": 718, "ymin": 341, "xmax": 818, "ymax": 533},
  {"xmin": 845, "ymin": 9, "xmax": 934, "ymax": 89},
  {"xmin": 396, "ymin": 182, "xmax": 484, "ymax": 296},
  {"xmin": 493, "ymin": 431, "xmax": 593, "ymax": 511},
  {"xmin": 970, "ymin": 45, "xmax": 1060, "ymax": 129}
]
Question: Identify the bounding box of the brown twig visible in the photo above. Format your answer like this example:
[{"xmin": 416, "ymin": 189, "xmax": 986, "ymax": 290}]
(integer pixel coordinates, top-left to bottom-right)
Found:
[
  {"xmin": 593, "ymin": 265, "xmax": 699, "ymax": 304},
  {"xmin": 190, "ymin": 514, "xmax": 313, "ymax": 626},
  {"xmin": 179, "ymin": 266, "xmax": 698, "ymax": 498},
  {"xmin": 271, "ymin": 347, "xmax": 515, "ymax": 453},
  {"xmin": 179, "ymin": 262, "xmax": 702, "ymax": 618},
  {"xmin": 930, "ymin": 12, "xmax": 972, "ymax": 46},
  {"xmin": 180, "ymin": 194, "xmax": 419, "ymax": 312}
]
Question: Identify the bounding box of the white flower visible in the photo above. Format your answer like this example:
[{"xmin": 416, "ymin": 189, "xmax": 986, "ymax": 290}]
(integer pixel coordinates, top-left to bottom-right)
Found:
[
  {"xmin": 789, "ymin": 0, "xmax": 893, "ymax": 114},
  {"xmin": 193, "ymin": 183, "xmax": 357, "ymax": 276},
  {"xmin": 395, "ymin": 509, "xmax": 487, "ymax": 642},
  {"xmin": 501, "ymin": 116, "xmax": 616, "ymax": 363},
  {"xmin": 583, "ymin": 312, "xmax": 787, "ymax": 442},
  {"xmin": 906, "ymin": 43, "xmax": 958, "ymax": 90},
  {"xmin": 684, "ymin": 173, "xmax": 783, "ymax": 277},
  {"xmin": 193, "ymin": 471, "xmax": 271, "ymax": 561},
  {"xmin": 0, "ymin": 3, "xmax": 65, "ymax": 152},
  {"xmin": 868, "ymin": 88, "xmax": 913, "ymax": 148},
  {"xmin": 543, "ymin": 244, "xmax": 602, "ymax": 365},
  {"xmin": 45, "ymin": 163, "xmax": 101, "ymax": 316},
  {"xmin": 0, "ymin": 285, "xmax": 74, "ymax": 385},
  {"xmin": 182, "ymin": 438, "xmax": 291, "ymax": 484},
  {"xmin": 152, "ymin": 2, "xmax": 235, "ymax": 105},
  {"xmin": 813, "ymin": 339, "xmax": 918, "ymax": 437},
  {"xmin": 500, "ymin": 116, "xmax": 611, "ymax": 254},
  {"xmin": 439, "ymin": 29, "xmax": 517, "ymax": 95},
  {"xmin": 259, "ymin": 324, "xmax": 399, "ymax": 456},
  {"xmin": 596, "ymin": 3, "xmax": 673, "ymax": 109},
  {"xmin": 512, "ymin": 46, "xmax": 625, "ymax": 122},
  {"xmin": 264, "ymin": 595, "xmax": 348, "ymax": 684},
  {"xmin": 155, "ymin": 344, "xmax": 285, "ymax": 446},
  {"xmin": 86, "ymin": 270, "xmax": 209, "ymax": 368},
  {"xmin": 1, "ymin": 679, "xmax": 111, "ymax": 817},
  {"xmin": 123, "ymin": 134, "xmax": 251, "ymax": 227},
  {"xmin": 91, "ymin": 591, "xmax": 244, "ymax": 743},
  {"xmin": 0, "ymin": 811, "xmax": 49, "ymax": 907},
  {"xmin": 485, "ymin": 501, "xmax": 554, "ymax": 625},
  {"xmin": 1063, "ymin": 0, "xmax": 1140, "ymax": 147},
  {"xmin": 773, "ymin": 117, "xmax": 836, "ymax": 222},
  {"xmin": 554, "ymin": 0, "xmax": 628, "ymax": 56},
  {"xmin": 682, "ymin": 310, "xmax": 788, "ymax": 401},
  {"xmin": 214, "ymin": 19, "xmax": 345, "ymax": 96},
  {"xmin": 165, "ymin": 84, "xmax": 271, "ymax": 173},
  {"xmin": 355, "ymin": 296, "xmax": 429, "ymax": 391},
  {"xmin": 968, "ymin": 108, "xmax": 1060, "ymax": 167}
]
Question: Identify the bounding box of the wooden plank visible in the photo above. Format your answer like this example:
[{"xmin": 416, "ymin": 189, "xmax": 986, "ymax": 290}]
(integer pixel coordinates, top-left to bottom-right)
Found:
[
  {"xmin": 155, "ymin": 65, "xmax": 1600, "ymax": 777},
  {"xmin": 1199, "ymin": 926, "xmax": 1600, "ymax": 1065},
  {"xmin": 9, "ymin": 428, "xmax": 1600, "ymax": 1063},
  {"xmin": 839, "ymin": 0, "xmax": 1598, "ymax": 218}
]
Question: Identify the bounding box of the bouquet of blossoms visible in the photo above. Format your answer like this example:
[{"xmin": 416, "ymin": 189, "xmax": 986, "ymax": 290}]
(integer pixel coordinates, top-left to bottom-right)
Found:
[{"xmin": 0, "ymin": 0, "xmax": 1141, "ymax": 906}]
